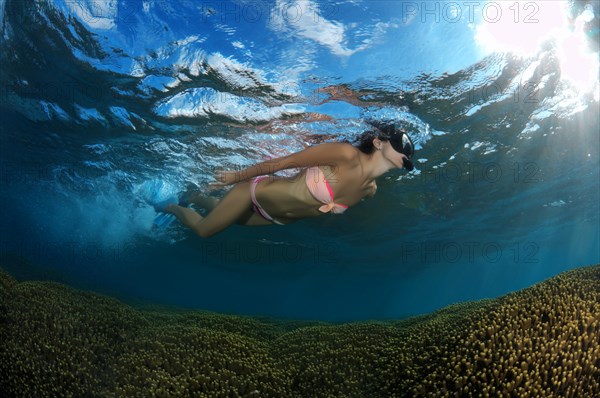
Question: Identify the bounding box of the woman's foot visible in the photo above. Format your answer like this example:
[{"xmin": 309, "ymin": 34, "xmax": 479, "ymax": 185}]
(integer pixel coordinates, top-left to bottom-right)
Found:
[
  {"xmin": 153, "ymin": 195, "xmax": 179, "ymax": 213},
  {"xmin": 181, "ymin": 192, "xmax": 219, "ymax": 211},
  {"xmin": 164, "ymin": 203, "xmax": 179, "ymax": 213}
]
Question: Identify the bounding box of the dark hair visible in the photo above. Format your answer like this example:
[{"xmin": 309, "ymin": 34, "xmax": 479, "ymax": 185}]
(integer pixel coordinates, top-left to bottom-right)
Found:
[{"xmin": 352, "ymin": 121, "xmax": 399, "ymax": 154}]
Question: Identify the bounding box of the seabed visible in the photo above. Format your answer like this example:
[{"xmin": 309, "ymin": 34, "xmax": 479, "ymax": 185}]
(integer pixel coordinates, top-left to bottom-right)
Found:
[{"xmin": 0, "ymin": 264, "xmax": 598, "ymax": 397}]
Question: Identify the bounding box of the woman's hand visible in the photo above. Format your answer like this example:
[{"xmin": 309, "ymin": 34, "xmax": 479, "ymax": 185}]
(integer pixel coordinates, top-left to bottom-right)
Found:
[
  {"xmin": 366, "ymin": 181, "xmax": 377, "ymax": 198},
  {"xmin": 208, "ymin": 170, "xmax": 240, "ymax": 190}
]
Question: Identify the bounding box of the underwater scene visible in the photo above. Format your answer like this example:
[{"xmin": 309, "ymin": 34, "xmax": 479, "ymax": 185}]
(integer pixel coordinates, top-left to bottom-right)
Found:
[{"xmin": 0, "ymin": 0, "xmax": 599, "ymax": 396}]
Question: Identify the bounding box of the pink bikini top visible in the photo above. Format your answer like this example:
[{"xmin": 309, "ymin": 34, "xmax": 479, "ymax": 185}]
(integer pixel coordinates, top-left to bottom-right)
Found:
[{"xmin": 305, "ymin": 166, "xmax": 349, "ymax": 214}]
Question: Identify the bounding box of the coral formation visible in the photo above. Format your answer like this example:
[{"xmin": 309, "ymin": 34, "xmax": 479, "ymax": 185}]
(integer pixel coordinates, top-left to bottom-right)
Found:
[{"xmin": 0, "ymin": 265, "xmax": 598, "ymax": 397}]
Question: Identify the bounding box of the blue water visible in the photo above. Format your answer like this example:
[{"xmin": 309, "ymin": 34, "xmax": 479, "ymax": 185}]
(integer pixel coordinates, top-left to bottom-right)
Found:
[{"xmin": 0, "ymin": 0, "xmax": 598, "ymax": 322}]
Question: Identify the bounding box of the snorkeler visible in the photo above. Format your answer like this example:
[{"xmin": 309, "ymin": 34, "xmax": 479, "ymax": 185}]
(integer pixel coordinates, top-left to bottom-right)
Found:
[{"xmin": 159, "ymin": 122, "xmax": 415, "ymax": 237}]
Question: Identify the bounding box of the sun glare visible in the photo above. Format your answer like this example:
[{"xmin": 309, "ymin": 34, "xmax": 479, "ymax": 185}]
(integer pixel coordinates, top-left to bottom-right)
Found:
[
  {"xmin": 474, "ymin": 1, "xmax": 568, "ymax": 56},
  {"xmin": 474, "ymin": 1, "xmax": 599, "ymax": 98},
  {"xmin": 556, "ymin": 10, "xmax": 599, "ymax": 99}
]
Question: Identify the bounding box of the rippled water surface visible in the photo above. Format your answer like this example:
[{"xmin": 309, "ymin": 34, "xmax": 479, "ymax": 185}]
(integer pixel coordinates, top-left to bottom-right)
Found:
[{"xmin": 0, "ymin": 0, "xmax": 598, "ymax": 321}]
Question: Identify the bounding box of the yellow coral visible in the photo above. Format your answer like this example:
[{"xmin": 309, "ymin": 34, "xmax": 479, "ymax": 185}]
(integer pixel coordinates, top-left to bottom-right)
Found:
[{"xmin": 0, "ymin": 265, "xmax": 598, "ymax": 397}]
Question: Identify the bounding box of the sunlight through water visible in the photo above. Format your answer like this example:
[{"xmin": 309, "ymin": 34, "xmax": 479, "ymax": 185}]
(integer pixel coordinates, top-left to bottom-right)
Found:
[{"xmin": 475, "ymin": 0, "xmax": 599, "ymax": 98}]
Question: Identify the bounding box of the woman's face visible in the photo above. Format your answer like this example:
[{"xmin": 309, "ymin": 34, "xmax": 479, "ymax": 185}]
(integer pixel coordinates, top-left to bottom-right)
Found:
[{"xmin": 380, "ymin": 140, "xmax": 408, "ymax": 169}]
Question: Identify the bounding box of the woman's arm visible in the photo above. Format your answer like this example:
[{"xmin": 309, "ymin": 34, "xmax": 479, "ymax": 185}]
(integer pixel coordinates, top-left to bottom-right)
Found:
[{"xmin": 212, "ymin": 142, "xmax": 356, "ymax": 186}]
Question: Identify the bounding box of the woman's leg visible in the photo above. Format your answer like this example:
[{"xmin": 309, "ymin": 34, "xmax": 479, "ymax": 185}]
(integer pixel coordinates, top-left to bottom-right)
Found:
[
  {"xmin": 166, "ymin": 181, "xmax": 256, "ymax": 238},
  {"xmin": 187, "ymin": 193, "xmax": 275, "ymax": 227}
]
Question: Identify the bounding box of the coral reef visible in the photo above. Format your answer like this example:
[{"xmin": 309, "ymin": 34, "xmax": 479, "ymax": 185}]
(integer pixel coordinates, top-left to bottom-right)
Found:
[{"xmin": 0, "ymin": 265, "xmax": 598, "ymax": 397}]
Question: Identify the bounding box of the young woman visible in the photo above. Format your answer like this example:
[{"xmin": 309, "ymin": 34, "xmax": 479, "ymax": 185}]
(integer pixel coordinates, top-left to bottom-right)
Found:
[{"xmin": 161, "ymin": 123, "xmax": 415, "ymax": 237}]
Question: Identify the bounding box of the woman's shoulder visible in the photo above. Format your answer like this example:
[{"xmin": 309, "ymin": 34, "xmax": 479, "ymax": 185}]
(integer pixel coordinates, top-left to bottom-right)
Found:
[
  {"xmin": 316, "ymin": 142, "xmax": 359, "ymax": 162},
  {"xmin": 316, "ymin": 143, "xmax": 361, "ymax": 175}
]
